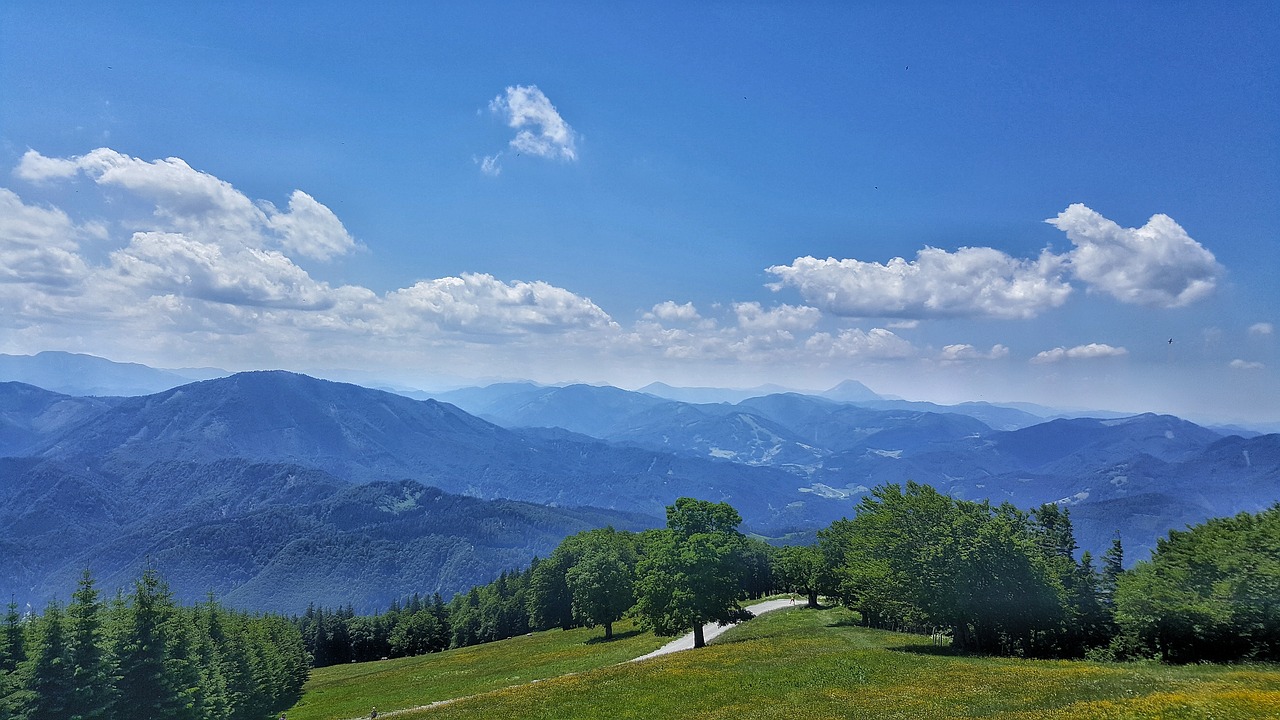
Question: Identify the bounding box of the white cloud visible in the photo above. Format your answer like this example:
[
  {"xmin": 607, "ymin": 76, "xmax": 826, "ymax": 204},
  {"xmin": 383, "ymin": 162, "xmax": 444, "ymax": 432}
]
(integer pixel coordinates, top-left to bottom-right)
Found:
[
  {"xmin": 15, "ymin": 148, "xmax": 359, "ymax": 259},
  {"xmin": 478, "ymin": 154, "xmax": 502, "ymax": 177},
  {"xmin": 1249, "ymin": 322, "xmax": 1274, "ymax": 336},
  {"xmin": 1229, "ymin": 359, "xmax": 1265, "ymax": 370},
  {"xmin": 805, "ymin": 328, "xmax": 916, "ymax": 359},
  {"xmin": 766, "ymin": 205, "xmax": 1220, "ymax": 323},
  {"xmin": 485, "ymin": 85, "xmax": 578, "ymax": 171},
  {"xmin": 767, "ymin": 247, "xmax": 1071, "ymax": 320},
  {"xmin": 0, "ymin": 188, "xmax": 93, "ymax": 289},
  {"xmin": 3, "ymin": 148, "xmax": 618, "ymax": 349},
  {"xmin": 263, "ymin": 190, "xmax": 358, "ymax": 261},
  {"xmin": 1031, "ymin": 343, "xmax": 1129, "ymax": 364},
  {"xmin": 12, "ymin": 150, "xmax": 79, "ymax": 182},
  {"xmin": 939, "ymin": 343, "xmax": 1010, "ymax": 362},
  {"xmin": 733, "ymin": 302, "xmax": 820, "ymax": 332},
  {"xmin": 1047, "ymin": 203, "xmax": 1222, "ymax": 308},
  {"xmin": 648, "ymin": 301, "xmax": 701, "ymax": 323},
  {"xmin": 383, "ymin": 273, "xmax": 616, "ymax": 335},
  {"xmin": 107, "ymin": 232, "xmax": 338, "ymax": 310}
]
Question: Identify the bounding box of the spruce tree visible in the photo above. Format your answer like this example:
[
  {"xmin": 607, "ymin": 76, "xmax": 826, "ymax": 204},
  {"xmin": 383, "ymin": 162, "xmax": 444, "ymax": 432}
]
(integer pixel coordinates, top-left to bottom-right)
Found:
[
  {"xmin": 22, "ymin": 601, "xmax": 76, "ymax": 720},
  {"xmin": 65, "ymin": 571, "xmax": 116, "ymax": 720},
  {"xmin": 114, "ymin": 568, "xmax": 194, "ymax": 720},
  {"xmin": 1100, "ymin": 534, "xmax": 1124, "ymax": 608},
  {"xmin": 0, "ymin": 599, "xmax": 21, "ymax": 720}
]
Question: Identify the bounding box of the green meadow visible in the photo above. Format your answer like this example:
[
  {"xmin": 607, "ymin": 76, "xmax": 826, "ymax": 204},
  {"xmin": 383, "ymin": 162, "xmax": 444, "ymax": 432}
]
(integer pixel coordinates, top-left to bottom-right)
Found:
[{"xmin": 291, "ymin": 607, "xmax": 1280, "ymax": 720}]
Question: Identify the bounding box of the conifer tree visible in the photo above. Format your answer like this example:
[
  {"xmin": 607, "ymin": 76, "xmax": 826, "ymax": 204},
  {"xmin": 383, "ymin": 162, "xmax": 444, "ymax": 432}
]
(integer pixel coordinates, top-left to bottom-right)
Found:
[
  {"xmin": 114, "ymin": 568, "xmax": 195, "ymax": 719},
  {"xmin": 22, "ymin": 601, "xmax": 75, "ymax": 720},
  {"xmin": 0, "ymin": 599, "xmax": 22, "ymax": 720},
  {"xmin": 65, "ymin": 571, "xmax": 116, "ymax": 720}
]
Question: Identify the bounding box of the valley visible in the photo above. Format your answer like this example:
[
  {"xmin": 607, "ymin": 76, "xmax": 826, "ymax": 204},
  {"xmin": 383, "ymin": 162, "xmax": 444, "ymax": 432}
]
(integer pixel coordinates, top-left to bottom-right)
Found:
[{"xmin": 1, "ymin": 353, "xmax": 1277, "ymax": 614}]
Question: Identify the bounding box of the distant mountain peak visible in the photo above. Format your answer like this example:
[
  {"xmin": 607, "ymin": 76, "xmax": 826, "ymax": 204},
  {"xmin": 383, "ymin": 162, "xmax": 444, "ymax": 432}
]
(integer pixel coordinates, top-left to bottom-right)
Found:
[{"xmin": 820, "ymin": 379, "xmax": 881, "ymax": 403}]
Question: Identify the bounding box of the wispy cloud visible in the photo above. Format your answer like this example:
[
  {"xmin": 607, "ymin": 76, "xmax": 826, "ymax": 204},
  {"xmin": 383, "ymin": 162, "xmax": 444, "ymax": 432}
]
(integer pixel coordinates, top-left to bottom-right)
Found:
[
  {"xmin": 481, "ymin": 85, "xmax": 578, "ymax": 175},
  {"xmin": 1249, "ymin": 322, "xmax": 1274, "ymax": 336},
  {"xmin": 1031, "ymin": 343, "xmax": 1129, "ymax": 364},
  {"xmin": 1229, "ymin": 359, "xmax": 1265, "ymax": 370}
]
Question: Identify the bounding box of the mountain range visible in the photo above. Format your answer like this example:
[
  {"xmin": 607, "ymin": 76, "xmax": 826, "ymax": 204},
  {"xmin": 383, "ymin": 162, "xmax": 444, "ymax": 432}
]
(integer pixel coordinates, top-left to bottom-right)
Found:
[{"xmin": 1, "ymin": 352, "xmax": 1277, "ymax": 614}]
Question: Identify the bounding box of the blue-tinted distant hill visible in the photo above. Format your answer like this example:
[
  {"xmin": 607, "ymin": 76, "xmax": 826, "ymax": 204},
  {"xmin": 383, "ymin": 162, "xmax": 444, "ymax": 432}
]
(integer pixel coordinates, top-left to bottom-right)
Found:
[
  {"xmin": 4, "ymin": 366, "xmax": 1276, "ymax": 609},
  {"xmin": 28, "ymin": 371, "xmax": 817, "ymax": 526},
  {"xmin": 0, "ymin": 382, "xmax": 121, "ymax": 456},
  {"xmin": 430, "ymin": 379, "xmax": 1279, "ymax": 563},
  {"xmin": 0, "ymin": 350, "xmax": 226, "ymax": 396}
]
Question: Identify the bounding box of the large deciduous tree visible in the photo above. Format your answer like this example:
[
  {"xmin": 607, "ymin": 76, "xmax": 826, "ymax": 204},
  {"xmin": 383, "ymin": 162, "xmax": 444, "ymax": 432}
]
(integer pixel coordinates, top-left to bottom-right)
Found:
[
  {"xmin": 634, "ymin": 498, "xmax": 751, "ymax": 648},
  {"xmin": 1115, "ymin": 505, "xmax": 1280, "ymax": 662}
]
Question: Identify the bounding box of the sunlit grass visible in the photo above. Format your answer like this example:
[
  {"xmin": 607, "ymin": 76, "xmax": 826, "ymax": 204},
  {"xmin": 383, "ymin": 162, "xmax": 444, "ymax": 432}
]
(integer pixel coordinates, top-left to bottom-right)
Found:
[
  {"xmin": 397, "ymin": 607, "xmax": 1280, "ymax": 720},
  {"xmin": 286, "ymin": 617, "xmax": 667, "ymax": 720}
]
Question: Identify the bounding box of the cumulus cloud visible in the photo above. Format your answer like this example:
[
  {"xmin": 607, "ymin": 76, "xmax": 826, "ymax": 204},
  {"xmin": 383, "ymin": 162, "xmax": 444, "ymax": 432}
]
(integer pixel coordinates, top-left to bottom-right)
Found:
[
  {"xmin": 767, "ymin": 205, "xmax": 1221, "ymax": 322},
  {"xmin": 2, "ymin": 148, "xmax": 617, "ymax": 351},
  {"xmin": 733, "ymin": 302, "xmax": 820, "ymax": 332},
  {"xmin": 767, "ymin": 247, "xmax": 1070, "ymax": 320},
  {"xmin": 108, "ymin": 232, "xmax": 338, "ymax": 310},
  {"xmin": 647, "ymin": 301, "xmax": 702, "ymax": 323},
  {"xmin": 383, "ymin": 273, "xmax": 616, "ymax": 335},
  {"xmin": 1031, "ymin": 343, "xmax": 1129, "ymax": 364},
  {"xmin": 264, "ymin": 190, "xmax": 359, "ymax": 261},
  {"xmin": 1229, "ymin": 359, "xmax": 1265, "ymax": 370},
  {"xmin": 482, "ymin": 85, "xmax": 578, "ymax": 174},
  {"xmin": 15, "ymin": 148, "xmax": 360, "ymax": 260},
  {"xmin": 939, "ymin": 343, "xmax": 1010, "ymax": 362},
  {"xmin": 0, "ymin": 188, "xmax": 93, "ymax": 289},
  {"xmin": 804, "ymin": 328, "xmax": 916, "ymax": 359},
  {"xmin": 1048, "ymin": 203, "xmax": 1222, "ymax": 308},
  {"xmin": 1250, "ymin": 322, "xmax": 1274, "ymax": 336}
]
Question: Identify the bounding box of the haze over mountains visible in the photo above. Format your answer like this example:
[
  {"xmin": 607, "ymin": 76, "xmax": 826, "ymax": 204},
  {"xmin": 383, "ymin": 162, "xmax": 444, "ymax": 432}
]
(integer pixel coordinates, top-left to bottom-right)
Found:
[{"xmin": 1, "ymin": 351, "xmax": 1276, "ymax": 614}]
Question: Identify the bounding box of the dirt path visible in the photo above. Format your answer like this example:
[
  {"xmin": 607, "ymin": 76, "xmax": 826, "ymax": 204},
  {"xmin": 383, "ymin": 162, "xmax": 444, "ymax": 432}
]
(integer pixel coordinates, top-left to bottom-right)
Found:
[{"xmin": 628, "ymin": 596, "xmax": 800, "ymax": 663}]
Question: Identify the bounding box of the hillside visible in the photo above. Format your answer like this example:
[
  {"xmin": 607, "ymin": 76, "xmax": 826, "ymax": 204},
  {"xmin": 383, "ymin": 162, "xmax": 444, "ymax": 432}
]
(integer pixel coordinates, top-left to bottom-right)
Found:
[
  {"xmin": 3, "ymin": 368, "xmax": 1277, "ymax": 610},
  {"xmin": 290, "ymin": 606, "xmax": 1280, "ymax": 719}
]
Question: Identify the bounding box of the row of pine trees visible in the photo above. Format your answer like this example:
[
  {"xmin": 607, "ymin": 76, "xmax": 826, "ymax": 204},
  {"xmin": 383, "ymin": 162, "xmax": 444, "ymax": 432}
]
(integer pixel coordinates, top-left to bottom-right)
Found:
[{"xmin": 0, "ymin": 570, "xmax": 307, "ymax": 720}]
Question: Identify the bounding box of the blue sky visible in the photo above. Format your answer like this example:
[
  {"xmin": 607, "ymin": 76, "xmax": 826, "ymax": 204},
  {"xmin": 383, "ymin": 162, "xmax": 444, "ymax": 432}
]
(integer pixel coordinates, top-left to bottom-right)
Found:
[{"xmin": 1, "ymin": 2, "xmax": 1277, "ymax": 423}]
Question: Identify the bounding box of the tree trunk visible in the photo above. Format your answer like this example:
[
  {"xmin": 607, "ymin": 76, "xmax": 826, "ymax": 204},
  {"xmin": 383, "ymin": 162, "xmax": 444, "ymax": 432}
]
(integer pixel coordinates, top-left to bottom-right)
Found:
[
  {"xmin": 807, "ymin": 590, "xmax": 819, "ymax": 608},
  {"xmin": 692, "ymin": 622, "xmax": 705, "ymax": 648},
  {"xmin": 604, "ymin": 622, "xmax": 613, "ymax": 640}
]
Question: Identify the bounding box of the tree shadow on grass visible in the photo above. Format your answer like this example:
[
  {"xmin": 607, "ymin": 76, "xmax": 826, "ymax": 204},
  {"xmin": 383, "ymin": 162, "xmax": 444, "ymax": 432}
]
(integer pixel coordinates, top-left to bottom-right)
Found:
[
  {"xmin": 887, "ymin": 643, "xmax": 966, "ymax": 657},
  {"xmin": 584, "ymin": 629, "xmax": 645, "ymax": 645}
]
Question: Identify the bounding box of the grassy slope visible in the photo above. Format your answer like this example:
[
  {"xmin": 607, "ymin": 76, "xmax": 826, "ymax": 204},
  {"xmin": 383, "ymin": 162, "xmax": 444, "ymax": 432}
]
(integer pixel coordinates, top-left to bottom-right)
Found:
[
  {"xmin": 395, "ymin": 607, "xmax": 1280, "ymax": 720},
  {"xmin": 287, "ymin": 618, "xmax": 668, "ymax": 720}
]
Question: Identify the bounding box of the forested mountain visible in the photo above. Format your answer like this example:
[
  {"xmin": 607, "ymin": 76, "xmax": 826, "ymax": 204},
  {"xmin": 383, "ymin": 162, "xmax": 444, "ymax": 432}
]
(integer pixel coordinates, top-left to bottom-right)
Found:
[
  {"xmin": 2, "ymin": 368, "xmax": 1276, "ymax": 614},
  {"xmin": 428, "ymin": 380, "xmax": 1278, "ymax": 562}
]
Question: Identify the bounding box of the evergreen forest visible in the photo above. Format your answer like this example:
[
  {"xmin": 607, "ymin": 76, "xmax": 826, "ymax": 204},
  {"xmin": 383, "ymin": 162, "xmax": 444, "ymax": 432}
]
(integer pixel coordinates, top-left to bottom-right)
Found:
[{"xmin": 0, "ymin": 570, "xmax": 307, "ymax": 720}]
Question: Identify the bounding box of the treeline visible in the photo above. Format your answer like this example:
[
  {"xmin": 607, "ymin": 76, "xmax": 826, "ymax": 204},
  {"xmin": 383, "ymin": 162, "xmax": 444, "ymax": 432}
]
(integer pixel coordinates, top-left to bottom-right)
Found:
[
  {"xmin": 818, "ymin": 482, "xmax": 1280, "ymax": 662},
  {"xmin": 0, "ymin": 569, "xmax": 307, "ymax": 720},
  {"xmin": 302, "ymin": 486, "xmax": 1279, "ymax": 669},
  {"xmin": 299, "ymin": 499, "xmax": 779, "ymax": 666}
]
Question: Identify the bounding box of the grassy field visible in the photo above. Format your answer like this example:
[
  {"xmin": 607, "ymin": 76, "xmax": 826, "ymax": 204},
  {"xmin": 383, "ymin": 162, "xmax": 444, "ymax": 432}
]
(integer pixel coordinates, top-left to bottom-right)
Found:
[
  {"xmin": 286, "ymin": 617, "xmax": 668, "ymax": 720},
  {"xmin": 336, "ymin": 606, "xmax": 1280, "ymax": 720}
]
